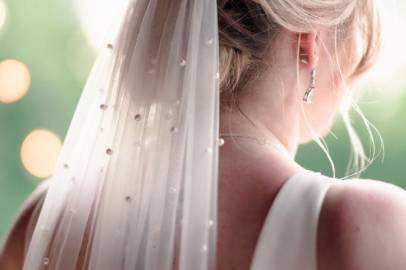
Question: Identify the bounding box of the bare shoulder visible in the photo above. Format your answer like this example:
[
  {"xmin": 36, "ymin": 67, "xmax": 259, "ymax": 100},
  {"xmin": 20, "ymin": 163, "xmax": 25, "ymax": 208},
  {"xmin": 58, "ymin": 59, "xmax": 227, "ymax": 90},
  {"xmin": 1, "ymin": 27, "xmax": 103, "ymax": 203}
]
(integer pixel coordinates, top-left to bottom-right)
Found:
[
  {"xmin": 317, "ymin": 178, "xmax": 406, "ymax": 270},
  {"xmin": 0, "ymin": 180, "xmax": 49, "ymax": 270}
]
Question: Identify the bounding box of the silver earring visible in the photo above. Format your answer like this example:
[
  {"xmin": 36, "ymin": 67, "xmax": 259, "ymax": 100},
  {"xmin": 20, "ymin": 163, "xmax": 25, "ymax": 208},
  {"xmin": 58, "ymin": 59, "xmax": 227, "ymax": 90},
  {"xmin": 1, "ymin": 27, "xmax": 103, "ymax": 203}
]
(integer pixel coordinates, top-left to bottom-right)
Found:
[
  {"xmin": 303, "ymin": 68, "xmax": 316, "ymax": 104},
  {"xmin": 300, "ymin": 58, "xmax": 308, "ymax": 64},
  {"xmin": 299, "ymin": 53, "xmax": 308, "ymax": 64}
]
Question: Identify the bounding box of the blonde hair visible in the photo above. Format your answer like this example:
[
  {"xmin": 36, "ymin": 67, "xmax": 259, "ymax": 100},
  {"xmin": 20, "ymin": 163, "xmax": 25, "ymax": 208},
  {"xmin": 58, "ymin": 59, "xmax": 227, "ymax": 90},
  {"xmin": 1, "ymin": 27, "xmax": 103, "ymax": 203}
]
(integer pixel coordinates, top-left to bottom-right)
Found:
[{"xmin": 218, "ymin": 0, "xmax": 382, "ymax": 178}]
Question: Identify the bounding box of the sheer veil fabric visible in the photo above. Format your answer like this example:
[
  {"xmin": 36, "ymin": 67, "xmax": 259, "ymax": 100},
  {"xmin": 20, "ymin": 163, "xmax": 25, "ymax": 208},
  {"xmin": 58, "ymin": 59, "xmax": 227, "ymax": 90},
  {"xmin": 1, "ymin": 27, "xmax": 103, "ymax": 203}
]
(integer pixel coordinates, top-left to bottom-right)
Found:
[{"xmin": 23, "ymin": 0, "xmax": 220, "ymax": 269}]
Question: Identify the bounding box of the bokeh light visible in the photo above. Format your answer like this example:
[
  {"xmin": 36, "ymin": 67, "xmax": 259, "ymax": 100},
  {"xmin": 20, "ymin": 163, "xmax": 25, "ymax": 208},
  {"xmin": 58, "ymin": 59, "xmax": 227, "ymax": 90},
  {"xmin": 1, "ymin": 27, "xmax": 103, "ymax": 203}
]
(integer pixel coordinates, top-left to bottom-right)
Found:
[
  {"xmin": 0, "ymin": 0, "xmax": 6, "ymax": 30},
  {"xmin": 75, "ymin": 0, "xmax": 127, "ymax": 49},
  {"xmin": 0, "ymin": 59, "xmax": 31, "ymax": 103},
  {"xmin": 20, "ymin": 129, "xmax": 62, "ymax": 179}
]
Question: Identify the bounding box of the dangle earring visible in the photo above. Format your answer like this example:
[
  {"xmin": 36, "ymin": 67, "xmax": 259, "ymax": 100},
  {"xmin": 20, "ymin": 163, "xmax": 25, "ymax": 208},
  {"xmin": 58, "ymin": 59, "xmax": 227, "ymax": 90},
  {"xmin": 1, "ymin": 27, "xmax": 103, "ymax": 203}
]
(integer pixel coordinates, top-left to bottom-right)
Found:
[
  {"xmin": 300, "ymin": 50, "xmax": 318, "ymax": 104},
  {"xmin": 303, "ymin": 68, "xmax": 316, "ymax": 104}
]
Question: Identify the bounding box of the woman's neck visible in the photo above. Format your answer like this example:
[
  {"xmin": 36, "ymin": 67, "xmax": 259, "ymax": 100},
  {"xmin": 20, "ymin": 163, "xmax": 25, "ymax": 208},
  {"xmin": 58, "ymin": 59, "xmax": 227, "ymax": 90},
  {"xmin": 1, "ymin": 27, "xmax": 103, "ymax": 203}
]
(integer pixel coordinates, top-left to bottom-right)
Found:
[{"xmin": 219, "ymin": 100, "xmax": 300, "ymax": 159}]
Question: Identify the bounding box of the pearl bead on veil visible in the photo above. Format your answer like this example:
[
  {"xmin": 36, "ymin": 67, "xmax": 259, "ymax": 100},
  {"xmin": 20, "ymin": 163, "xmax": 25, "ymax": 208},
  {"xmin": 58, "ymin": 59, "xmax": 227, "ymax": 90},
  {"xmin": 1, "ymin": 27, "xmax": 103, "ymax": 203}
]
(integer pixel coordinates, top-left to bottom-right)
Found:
[{"xmin": 23, "ymin": 0, "xmax": 220, "ymax": 269}]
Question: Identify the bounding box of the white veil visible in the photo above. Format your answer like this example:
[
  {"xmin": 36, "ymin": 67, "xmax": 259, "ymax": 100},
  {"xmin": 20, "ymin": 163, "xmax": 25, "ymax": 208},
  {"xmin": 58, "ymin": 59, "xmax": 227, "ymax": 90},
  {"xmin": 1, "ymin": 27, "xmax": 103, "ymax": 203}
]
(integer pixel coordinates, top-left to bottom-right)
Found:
[{"xmin": 23, "ymin": 0, "xmax": 220, "ymax": 269}]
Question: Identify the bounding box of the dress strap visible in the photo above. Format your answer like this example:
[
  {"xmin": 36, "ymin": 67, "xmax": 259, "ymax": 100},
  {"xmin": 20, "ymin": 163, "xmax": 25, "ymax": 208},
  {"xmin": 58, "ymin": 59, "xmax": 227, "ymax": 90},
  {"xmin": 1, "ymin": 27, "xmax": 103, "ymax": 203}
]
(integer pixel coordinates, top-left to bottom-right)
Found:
[{"xmin": 250, "ymin": 169, "xmax": 334, "ymax": 270}]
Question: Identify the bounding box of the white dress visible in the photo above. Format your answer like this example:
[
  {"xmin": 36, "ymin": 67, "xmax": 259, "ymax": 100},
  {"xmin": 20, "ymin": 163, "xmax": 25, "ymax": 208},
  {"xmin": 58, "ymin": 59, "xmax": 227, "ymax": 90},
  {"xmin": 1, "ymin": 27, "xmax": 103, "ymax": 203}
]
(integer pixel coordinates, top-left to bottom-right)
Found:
[
  {"xmin": 250, "ymin": 169, "xmax": 334, "ymax": 270},
  {"xmin": 1, "ymin": 169, "xmax": 334, "ymax": 269}
]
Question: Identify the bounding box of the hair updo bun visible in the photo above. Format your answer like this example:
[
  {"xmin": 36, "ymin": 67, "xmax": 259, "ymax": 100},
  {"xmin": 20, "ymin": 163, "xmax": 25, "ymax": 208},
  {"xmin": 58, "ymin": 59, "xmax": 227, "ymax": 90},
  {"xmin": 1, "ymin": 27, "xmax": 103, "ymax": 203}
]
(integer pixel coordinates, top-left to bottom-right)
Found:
[
  {"xmin": 218, "ymin": 0, "xmax": 380, "ymax": 104},
  {"xmin": 218, "ymin": 0, "xmax": 381, "ymax": 177}
]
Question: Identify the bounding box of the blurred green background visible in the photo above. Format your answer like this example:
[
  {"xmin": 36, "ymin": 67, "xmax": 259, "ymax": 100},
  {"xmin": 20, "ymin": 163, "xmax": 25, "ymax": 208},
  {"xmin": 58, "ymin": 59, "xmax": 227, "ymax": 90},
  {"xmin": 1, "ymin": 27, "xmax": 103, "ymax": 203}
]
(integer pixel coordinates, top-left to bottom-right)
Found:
[{"xmin": 1, "ymin": 0, "xmax": 406, "ymax": 241}]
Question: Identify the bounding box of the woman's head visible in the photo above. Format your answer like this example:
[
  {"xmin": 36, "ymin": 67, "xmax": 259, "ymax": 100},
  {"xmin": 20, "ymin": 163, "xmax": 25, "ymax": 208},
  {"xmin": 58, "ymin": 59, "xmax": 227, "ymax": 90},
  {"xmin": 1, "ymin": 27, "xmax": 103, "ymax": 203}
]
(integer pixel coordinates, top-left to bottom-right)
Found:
[{"xmin": 218, "ymin": 0, "xmax": 381, "ymax": 175}]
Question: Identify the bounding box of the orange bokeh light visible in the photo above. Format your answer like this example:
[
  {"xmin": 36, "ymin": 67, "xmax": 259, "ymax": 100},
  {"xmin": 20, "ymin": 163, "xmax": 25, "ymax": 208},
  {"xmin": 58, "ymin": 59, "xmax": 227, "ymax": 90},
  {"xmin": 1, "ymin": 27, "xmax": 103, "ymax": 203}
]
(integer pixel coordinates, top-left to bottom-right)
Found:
[
  {"xmin": 0, "ymin": 59, "xmax": 31, "ymax": 103},
  {"xmin": 20, "ymin": 129, "xmax": 62, "ymax": 179}
]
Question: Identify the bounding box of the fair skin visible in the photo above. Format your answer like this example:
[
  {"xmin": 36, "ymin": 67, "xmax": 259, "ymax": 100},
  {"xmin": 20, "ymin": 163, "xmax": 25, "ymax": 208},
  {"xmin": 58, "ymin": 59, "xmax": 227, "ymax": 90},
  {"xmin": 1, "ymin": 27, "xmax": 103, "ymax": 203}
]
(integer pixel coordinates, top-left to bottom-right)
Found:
[
  {"xmin": 217, "ymin": 25, "xmax": 406, "ymax": 270},
  {"xmin": 2, "ymin": 21, "xmax": 406, "ymax": 270}
]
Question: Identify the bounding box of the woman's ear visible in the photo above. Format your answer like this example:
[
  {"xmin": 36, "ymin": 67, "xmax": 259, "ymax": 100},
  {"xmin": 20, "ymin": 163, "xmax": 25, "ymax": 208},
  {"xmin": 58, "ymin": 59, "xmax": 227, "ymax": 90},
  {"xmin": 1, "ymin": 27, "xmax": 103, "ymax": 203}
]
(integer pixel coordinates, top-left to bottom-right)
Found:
[{"xmin": 292, "ymin": 32, "xmax": 320, "ymax": 68}]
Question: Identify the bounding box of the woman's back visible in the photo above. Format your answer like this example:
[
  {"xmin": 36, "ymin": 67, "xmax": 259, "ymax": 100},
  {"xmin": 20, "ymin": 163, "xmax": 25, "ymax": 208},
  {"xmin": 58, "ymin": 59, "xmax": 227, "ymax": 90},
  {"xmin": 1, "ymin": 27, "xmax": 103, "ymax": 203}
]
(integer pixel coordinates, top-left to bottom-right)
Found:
[
  {"xmin": 3, "ymin": 151, "xmax": 406, "ymax": 270},
  {"xmin": 216, "ymin": 152, "xmax": 330, "ymax": 270},
  {"xmin": 0, "ymin": 170, "xmax": 406, "ymax": 270},
  {"xmin": 216, "ymin": 141, "xmax": 406, "ymax": 270}
]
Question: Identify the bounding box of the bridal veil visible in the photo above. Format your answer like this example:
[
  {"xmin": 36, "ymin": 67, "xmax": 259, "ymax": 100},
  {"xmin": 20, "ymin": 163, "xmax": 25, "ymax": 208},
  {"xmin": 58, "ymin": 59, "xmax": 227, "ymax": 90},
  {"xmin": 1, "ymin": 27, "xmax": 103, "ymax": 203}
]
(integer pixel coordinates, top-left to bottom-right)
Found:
[{"xmin": 23, "ymin": 0, "xmax": 220, "ymax": 269}]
